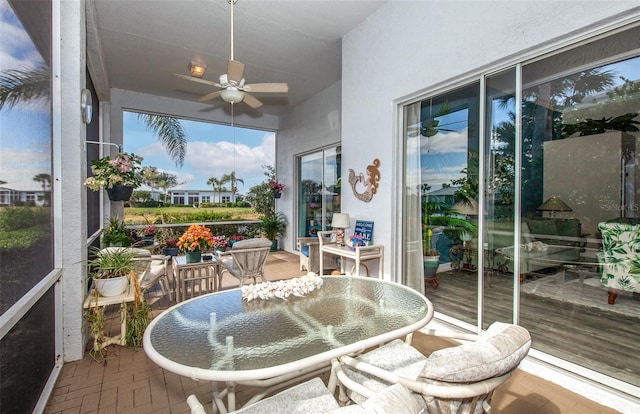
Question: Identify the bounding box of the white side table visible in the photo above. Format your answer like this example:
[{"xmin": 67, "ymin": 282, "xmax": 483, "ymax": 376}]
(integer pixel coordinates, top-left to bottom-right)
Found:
[{"xmin": 318, "ymin": 231, "xmax": 384, "ymax": 277}]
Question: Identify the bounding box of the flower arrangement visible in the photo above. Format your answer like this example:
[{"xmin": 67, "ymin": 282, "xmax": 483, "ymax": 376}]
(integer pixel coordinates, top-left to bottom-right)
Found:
[
  {"xmin": 212, "ymin": 235, "xmax": 229, "ymax": 249},
  {"xmin": 268, "ymin": 180, "xmax": 285, "ymax": 194},
  {"xmin": 84, "ymin": 152, "xmax": 143, "ymax": 191},
  {"xmin": 241, "ymin": 273, "xmax": 323, "ymax": 302},
  {"xmin": 177, "ymin": 224, "xmax": 214, "ymax": 252}
]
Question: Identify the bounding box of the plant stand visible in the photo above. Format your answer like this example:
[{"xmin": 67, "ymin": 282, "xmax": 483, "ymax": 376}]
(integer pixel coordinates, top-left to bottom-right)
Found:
[{"xmin": 83, "ymin": 287, "xmax": 135, "ymax": 353}]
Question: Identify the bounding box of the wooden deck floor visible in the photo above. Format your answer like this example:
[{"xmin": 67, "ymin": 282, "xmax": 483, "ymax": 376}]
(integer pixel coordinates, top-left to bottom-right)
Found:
[
  {"xmin": 426, "ymin": 268, "xmax": 640, "ymax": 388},
  {"xmin": 44, "ymin": 252, "xmax": 622, "ymax": 413}
]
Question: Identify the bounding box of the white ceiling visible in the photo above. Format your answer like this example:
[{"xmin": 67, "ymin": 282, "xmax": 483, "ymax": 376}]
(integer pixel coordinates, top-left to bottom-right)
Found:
[{"xmin": 86, "ymin": 0, "xmax": 387, "ymax": 117}]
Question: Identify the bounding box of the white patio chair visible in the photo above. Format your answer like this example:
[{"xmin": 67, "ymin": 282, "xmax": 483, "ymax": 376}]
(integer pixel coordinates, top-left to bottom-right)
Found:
[
  {"xmin": 217, "ymin": 237, "xmax": 272, "ymax": 286},
  {"xmin": 333, "ymin": 322, "xmax": 531, "ymax": 414},
  {"xmin": 187, "ymin": 376, "xmax": 425, "ymax": 413}
]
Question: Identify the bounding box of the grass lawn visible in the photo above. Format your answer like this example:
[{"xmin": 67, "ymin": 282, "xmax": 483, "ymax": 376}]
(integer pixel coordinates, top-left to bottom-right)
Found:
[{"xmin": 124, "ymin": 206, "xmax": 260, "ymax": 225}]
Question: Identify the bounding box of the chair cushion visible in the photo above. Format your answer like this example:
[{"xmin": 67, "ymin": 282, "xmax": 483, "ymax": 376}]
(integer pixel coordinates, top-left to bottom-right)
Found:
[
  {"xmin": 345, "ymin": 339, "xmax": 427, "ymax": 404},
  {"xmin": 359, "ymin": 384, "xmax": 425, "ymax": 414},
  {"xmin": 232, "ymin": 377, "xmax": 340, "ymax": 413},
  {"xmin": 301, "ymin": 245, "xmax": 310, "ymax": 257},
  {"xmin": 419, "ymin": 322, "xmax": 531, "ymax": 383},
  {"xmin": 232, "ymin": 237, "xmax": 273, "ymax": 249}
]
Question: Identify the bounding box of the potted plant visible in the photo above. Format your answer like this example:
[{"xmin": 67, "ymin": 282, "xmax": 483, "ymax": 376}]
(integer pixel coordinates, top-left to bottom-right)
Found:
[
  {"xmin": 268, "ymin": 179, "xmax": 285, "ymax": 198},
  {"xmin": 88, "ymin": 247, "xmax": 137, "ymax": 297},
  {"xmin": 260, "ymin": 212, "xmax": 287, "ymax": 251},
  {"xmin": 178, "ymin": 224, "xmax": 214, "ymax": 263},
  {"xmin": 84, "ymin": 152, "xmax": 143, "ymax": 201},
  {"xmin": 229, "ymin": 234, "xmax": 247, "ymax": 247},
  {"xmin": 102, "ymin": 217, "xmax": 132, "ymax": 247},
  {"xmin": 142, "ymin": 225, "xmax": 156, "ymax": 245},
  {"xmin": 161, "ymin": 237, "xmax": 179, "ymax": 256},
  {"xmin": 212, "ymin": 235, "xmax": 229, "ymax": 253}
]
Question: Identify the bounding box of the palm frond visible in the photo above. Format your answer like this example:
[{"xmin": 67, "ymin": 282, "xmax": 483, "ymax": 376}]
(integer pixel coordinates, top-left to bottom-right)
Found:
[
  {"xmin": 0, "ymin": 65, "xmax": 50, "ymax": 110},
  {"xmin": 138, "ymin": 113, "xmax": 187, "ymax": 167}
]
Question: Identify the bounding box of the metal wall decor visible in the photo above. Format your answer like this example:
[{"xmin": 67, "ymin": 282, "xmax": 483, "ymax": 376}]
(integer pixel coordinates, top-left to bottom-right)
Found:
[{"xmin": 348, "ymin": 158, "xmax": 381, "ymax": 203}]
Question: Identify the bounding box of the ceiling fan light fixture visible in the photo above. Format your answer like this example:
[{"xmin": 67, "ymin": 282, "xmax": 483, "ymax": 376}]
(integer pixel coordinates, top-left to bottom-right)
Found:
[
  {"xmin": 189, "ymin": 62, "xmax": 207, "ymax": 78},
  {"xmin": 221, "ymin": 88, "xmax": 244, "ymax": 104}
]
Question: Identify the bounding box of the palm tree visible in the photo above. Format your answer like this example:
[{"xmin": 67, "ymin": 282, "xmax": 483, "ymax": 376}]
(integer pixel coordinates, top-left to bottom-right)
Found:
[
  {"xmin": 0, "ymin": 66, "xmax": 187, "ymax": 167},
  {"xmin": 33, "ymin": 173, "xmax": 51, "ymax": 191},
  {"xmin": 206, "ymin": 177, "xmax": 225, "ymax": 204},
  {"xmin": 221, "ymin": 171, "xmax": 244, "ymax": 203}
]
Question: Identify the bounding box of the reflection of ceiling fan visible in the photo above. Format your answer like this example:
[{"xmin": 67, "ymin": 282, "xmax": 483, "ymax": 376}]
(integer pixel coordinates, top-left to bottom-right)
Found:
[{"xmin": 172, "ymin": 0, "xmax": 288, "ymax": 109}]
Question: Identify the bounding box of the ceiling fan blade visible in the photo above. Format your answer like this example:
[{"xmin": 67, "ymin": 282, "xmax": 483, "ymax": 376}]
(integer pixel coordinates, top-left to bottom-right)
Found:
[
  {"xmin": 243, "ymin": 83, "xmax": 289, "ymax": 93},
  {"xmin": 242, "ymin": 93, "xmax": 263, "ymax": 109},
  {"xmin": 172, "ymin": 73, "xmax": 221, "ymax": 88},
  {"xmin": 227, "ymin": 59, "xmax": 245, "ymax": 84},
  {"xmin": 198, "ymin": 90, "xmax": 223, "ymax": 102}
]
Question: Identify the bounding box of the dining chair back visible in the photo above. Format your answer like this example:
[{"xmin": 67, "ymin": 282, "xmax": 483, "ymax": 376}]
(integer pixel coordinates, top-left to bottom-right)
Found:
[{"xmin": 217, "ymin": 237, "xmax": 272, "ymax": 286}]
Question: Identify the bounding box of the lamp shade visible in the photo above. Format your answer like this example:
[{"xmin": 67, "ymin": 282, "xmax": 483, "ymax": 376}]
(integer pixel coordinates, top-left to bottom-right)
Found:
[
  {"xmin": 221, "ymin": 88, "xmax": 244, "ymax": 104},
  {"xmin": 537, "ymin": 195, "xmax": 572, "ymax": 212},
  {"xmin": 331, "ymin": 213, "xmax": 351, "ymax": 229},
  {"xmin": 451, "ymin": 198, "xmax": 479, "ymax": 216},
  {"xmin": 189, "ymin": 62, "xmax": 207, "ymax": 78}
]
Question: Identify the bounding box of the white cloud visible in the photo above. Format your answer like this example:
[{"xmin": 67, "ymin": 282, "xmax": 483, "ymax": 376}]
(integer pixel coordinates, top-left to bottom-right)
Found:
[{"xmin": 420, "ymin": 128, "xmax": 469, "ymax": 155}]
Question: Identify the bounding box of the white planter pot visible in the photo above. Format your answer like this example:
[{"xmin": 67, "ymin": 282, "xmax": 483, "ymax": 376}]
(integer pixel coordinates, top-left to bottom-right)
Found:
[{"xmin": 94, "ymin": 275, "xmax": 129, "ymax": 297}]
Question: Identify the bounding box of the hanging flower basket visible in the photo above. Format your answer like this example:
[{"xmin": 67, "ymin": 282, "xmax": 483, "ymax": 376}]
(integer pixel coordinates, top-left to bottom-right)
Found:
[
  {"xmin": 84, "ymin": 152, "xmax": 143, "ymax": 201},
  {"xmin": 106, "ymin": 185, "xmax": 134, "ymax": 201},
  {"xmin": 274, "ymin": 192, "xmax": 282, "ymax": 199}
]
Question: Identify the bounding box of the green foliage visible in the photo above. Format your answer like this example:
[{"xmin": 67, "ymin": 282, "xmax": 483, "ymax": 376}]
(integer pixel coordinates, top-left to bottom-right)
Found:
[
  {"xmin": 102, "ymin": 217, "xmax": 133, "ymax": 247},
  {"xmin": 88, "ymin": 246, "xmax": 137, "ymax": 279},
  {"xmin": 0, "ymin": 206, "xmax": 49, "ymax": 230},
  {"xmin": 245, "ymin": 165, "xmax": 277, "ymax": 216},
  {"xmin": 125, "ymin": 300, "xmax": 151, "ymax": 349},
  {"xmin": 0, "ymin": 207, "xmax": 50, "ymax": 249},
  {"xmin": 561, "ymin": 112, "xmax": 639, "ymax": 138},
  {"xmin": 260, "ymin": 212, "xmax": 287, "ymax": 240}
]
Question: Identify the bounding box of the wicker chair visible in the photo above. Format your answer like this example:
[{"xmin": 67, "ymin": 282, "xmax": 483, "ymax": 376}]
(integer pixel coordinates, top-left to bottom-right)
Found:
[
  {"xmin": 333, "ymin": 322, "xmax": 531, "ymax": 414},
  {"xmin": 217, "ymin": 238, "xmax": 272, "ymax": 286}
]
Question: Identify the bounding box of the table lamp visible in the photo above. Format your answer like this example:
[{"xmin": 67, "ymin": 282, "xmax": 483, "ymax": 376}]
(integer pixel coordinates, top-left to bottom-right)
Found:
[
  {"xmin": 331, "ymin": 213, "xmax": 351, "ymax": 246},
  {"xmin": 537, "ymin": 195, "xmax": 572, "ymax": 218}
]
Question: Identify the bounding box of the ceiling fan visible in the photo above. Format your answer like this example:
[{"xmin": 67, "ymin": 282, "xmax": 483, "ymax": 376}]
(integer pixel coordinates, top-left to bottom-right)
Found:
[{"xmin": 172, "ymin": 0, "xmax": 288, "ymax": 109}]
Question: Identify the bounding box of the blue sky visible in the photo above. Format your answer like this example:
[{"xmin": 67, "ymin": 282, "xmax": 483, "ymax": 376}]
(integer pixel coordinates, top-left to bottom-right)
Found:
[
  {"xmin": 123, "ymin": 111, "xmax": 275, "ymax": 193},
  {"xmin": 0, "ymin": 0, "xmax": 51, "ymax": 192}
]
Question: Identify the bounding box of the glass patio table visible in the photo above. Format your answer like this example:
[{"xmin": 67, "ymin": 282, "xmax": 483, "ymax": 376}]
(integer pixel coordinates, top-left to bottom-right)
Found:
[{"xmin": 143, "ymin": 275, "xmax": 433, "ymax": 413}]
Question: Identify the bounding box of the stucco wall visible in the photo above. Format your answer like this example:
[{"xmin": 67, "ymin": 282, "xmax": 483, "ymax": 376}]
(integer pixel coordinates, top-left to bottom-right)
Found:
[{"xmin": 277, "ymin": 82, "xmax": 342, "ymax": 252}]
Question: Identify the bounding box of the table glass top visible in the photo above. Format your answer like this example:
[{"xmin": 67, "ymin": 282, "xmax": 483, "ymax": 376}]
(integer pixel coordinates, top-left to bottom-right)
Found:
[{"xmin": 146, "ymin": 276, "xmax": 429, "ymax": 373}]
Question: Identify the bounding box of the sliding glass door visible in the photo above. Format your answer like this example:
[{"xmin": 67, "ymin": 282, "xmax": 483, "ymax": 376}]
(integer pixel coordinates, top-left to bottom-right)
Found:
[
  {"xmin": 298, "ymin": 146, "xmax": 341, "ymax": 238},
  {"xmin": 402, "ymin": 22, "xmax": 640, "ymax": 391}
]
